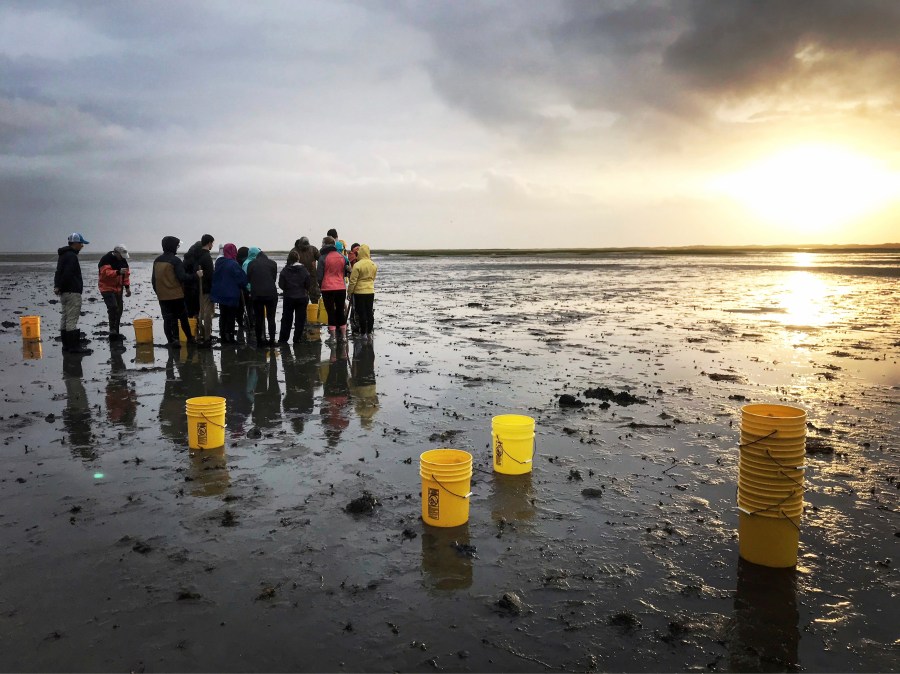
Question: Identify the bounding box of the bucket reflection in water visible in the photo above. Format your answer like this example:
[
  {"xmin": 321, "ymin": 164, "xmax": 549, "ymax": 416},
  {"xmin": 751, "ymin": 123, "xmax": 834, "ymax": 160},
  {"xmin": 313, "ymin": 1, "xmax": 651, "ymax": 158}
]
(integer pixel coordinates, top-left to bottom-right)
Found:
[
  {"xmin": 490, "ymin": 473, "xmax": 536, "ymax": 525},
  {"xmin": 22, "ymin": 341, "xmax": 43, "ymax": 360},
  {"xmin": 188, "ymin": 447, "xmax": 230, "ymax": 497},
  {"xmin": 134, "ymin": 344, "xmax": 155, "ymax": 365},
  {"xmin": 729, "ymin": 558, "xmax": 799, "ymax": 672},
  {"xmin": 420, "ymin": 524, "xmax": 473, "ymax": 592}
]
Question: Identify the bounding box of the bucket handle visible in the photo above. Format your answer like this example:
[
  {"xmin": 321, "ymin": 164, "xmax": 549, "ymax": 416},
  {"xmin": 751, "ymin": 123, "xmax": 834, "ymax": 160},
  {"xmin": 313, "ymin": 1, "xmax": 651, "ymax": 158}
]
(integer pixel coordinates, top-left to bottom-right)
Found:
[
  {"xmin": 738, "ymin": 429, "xmax": 778, "ymax": 448},
  {"xmin": 195, "ymin": 411, "xmax": 226, "ymax": 429},
  {"xmin": 737, "ymin": 506, "xmax": 802, "ymax": 531},
  {"xmin": 763, "ymin": 448, "xmax": 803, "ymax": 473},
  {"xmin": 430, "ymin": 474, "xmax": 472, "ymax": 500},
  {"xmin": 494, "ymin": 435, "xmax": 537, "ymax": 465}
]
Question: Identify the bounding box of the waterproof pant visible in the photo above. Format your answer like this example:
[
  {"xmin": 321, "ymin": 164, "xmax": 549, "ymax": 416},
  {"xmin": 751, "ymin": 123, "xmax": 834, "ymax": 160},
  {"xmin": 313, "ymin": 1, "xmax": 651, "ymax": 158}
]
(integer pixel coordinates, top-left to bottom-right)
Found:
[
  {"xmin": 159, "ymin": 298, "xmax": 191, "ymax": 344},
  {"xmin": 219, "ymin": 304, "xmax": 239, "ymax": 340},
  {"xmin": 354, "ymin": 293, "xmax": 375, "ymax": 334},
  {"xmin": 321, "ymin": 289, "xmax": 347, "ymax": 327},
  {"xmin": 198, "ymin": 293, "xmax": 214, "ymax": 341},
  {"xmin": 101, "ymin": 291, "xmax": 123, "ymax": 335},
  {"xmin": 253, "ymin": 296, "xmax": 277, "ymax": 344},
  {"xmin": 60, "ymin": 292, "xmax": 82, "ymax": 332},
  {"xmin": 279, "ymin": 296, "xmax": 308, "ymax": 342}
]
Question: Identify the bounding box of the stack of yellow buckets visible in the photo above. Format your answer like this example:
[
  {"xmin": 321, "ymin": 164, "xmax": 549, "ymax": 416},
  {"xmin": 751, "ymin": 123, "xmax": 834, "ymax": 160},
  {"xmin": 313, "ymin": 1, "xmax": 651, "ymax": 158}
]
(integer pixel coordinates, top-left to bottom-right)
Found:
[
  {"xmin": 419, "ymin": 414, "xmax": 536, "ymax": 528},
  {"xmin": 738, "ymin": 404, "xmax": 806, "ymax": 568}
]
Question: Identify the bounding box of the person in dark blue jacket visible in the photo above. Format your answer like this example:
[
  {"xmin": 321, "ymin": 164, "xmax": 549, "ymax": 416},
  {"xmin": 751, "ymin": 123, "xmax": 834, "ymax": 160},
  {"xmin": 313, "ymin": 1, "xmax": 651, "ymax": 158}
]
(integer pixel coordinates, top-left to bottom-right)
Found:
[{"xmin": 210, "ymin": 243, "xmax": 248, "ymax": 344}]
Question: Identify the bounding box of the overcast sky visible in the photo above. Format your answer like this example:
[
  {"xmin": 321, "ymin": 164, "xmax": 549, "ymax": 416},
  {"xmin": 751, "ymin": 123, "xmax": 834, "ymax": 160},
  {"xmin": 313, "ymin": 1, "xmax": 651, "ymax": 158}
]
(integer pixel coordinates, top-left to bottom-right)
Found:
[{"xmin": 2, "ymin": 0, "xmax": 899, "ymax": 251}]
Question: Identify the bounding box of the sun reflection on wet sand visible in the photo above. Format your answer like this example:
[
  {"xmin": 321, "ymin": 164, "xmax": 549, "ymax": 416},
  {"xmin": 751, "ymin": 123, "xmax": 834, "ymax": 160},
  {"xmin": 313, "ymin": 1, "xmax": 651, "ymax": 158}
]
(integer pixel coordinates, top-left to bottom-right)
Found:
[{"xmin": 778, "ymin": 271, "xmax": 842, "ymax": 328}]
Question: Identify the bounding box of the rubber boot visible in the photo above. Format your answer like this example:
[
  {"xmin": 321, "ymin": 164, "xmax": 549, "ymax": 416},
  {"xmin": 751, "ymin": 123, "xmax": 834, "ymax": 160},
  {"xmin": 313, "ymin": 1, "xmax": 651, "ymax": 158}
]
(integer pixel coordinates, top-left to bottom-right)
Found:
[
  {"xmin": 339, "ymin": 325, "xmax": 347, "ymax": 342},
  {"xmin": 326, "ymin": 327, "xmax": 336, "ymax": 345},
  {"xmin": 66, "ymin": 330, "xmax": 93, "ymax": 355},
  {"xmin": 60, "ymin": 331, "xmax": 70, "ymax": 353}
]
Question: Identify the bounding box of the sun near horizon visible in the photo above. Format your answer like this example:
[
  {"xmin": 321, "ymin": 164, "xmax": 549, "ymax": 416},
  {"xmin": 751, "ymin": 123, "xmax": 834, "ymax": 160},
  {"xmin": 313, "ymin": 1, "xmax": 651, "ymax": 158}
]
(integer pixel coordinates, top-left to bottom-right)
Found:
[{"xmin": 708, "ymin": 144, "xmax": 900, "ymax": 241}]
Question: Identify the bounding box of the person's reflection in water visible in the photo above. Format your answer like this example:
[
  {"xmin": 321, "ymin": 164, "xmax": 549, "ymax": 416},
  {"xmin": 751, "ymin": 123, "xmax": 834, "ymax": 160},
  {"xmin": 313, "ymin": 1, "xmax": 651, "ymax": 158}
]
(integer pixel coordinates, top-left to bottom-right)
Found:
[
  {"xmin": 728, "ymin": 558, "xmax": 800, "ymax": 672},
  {"xmin": 281, "ymin": 341, "xmax": 322, "ymax": 434},
  {"xmin": 105, "ymin": 343, "xmax": 137, "ymax": 429},
  {"xmin": 349, "ymin": 340, "xmax": 378, "ymax": 429},
  {"xmin": 159, "ymin": 346, "xmax": 216, "ymax": 444},
  {"xmin": 62, "ymin": 353, "xmax": 94, "ymax": 460},
  {"xmin": 219, "ymin": 345, "xmax": 253, "ymax": 438},
  {"xmin": 421, "ymin": 524, "xmax": 474, "ymax": 592},
  {"xmin": 320, "ymin": 344, "xmax": 350, "ymax": 447},
  {"xmin": 250, "ymin": 348, "xmax": 281, "ymax": 431}
]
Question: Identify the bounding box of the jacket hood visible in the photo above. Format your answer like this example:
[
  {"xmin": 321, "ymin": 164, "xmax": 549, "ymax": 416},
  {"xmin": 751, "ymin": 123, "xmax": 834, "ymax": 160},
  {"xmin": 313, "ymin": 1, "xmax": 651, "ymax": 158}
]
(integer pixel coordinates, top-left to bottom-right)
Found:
[
  {"xmin": 320, "ymin": 244, "xmax": 337, "ymax": 256},
  {"xmin": 58, "ymin": 245, "xmax": 76, "ymax": 256},
  {"xmin": 247, "ymin": 247, "xmax": 261, "ymax": 262},
  {"xmin": 161, "ymin": 236, "xmax": 180, "ymax": 254},
  {"xmin": 357, "ymin": 244, "xmax": 371, "ymax": 260},
  {"xmin": 223, "ymin": 243, "xmax": 238, "ymax": 260}
]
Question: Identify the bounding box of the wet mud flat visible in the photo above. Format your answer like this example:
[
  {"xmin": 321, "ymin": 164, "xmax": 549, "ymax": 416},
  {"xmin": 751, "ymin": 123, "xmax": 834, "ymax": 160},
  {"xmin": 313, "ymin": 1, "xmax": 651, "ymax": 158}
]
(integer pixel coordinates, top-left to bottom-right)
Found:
[{"xmin": 0, "ymin": 251, "xmax": 897, "ymax": 672}]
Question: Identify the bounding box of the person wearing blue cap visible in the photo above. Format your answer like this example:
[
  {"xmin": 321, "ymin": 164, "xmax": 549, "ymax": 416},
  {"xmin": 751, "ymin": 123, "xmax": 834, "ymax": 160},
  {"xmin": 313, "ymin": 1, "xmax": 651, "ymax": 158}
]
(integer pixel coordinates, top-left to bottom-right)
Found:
[{"xmin": 54, "ymin": 233, "xmax": 92, "ymax": 354}]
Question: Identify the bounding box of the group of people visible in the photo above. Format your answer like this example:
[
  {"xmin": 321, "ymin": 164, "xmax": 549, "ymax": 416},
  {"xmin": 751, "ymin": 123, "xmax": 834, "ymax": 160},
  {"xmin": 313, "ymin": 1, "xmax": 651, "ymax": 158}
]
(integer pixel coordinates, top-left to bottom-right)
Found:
[{"xmin": 52, "ymin": 228, "xmax": 378, "ymax": 354}]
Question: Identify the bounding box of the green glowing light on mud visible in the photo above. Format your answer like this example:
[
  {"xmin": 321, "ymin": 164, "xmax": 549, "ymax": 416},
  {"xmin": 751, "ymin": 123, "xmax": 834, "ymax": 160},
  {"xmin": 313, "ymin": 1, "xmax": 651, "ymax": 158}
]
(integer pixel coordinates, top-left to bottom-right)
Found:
[{"xmin": 93, "ymin": 473, "xmax": 105, "ymax": 479}]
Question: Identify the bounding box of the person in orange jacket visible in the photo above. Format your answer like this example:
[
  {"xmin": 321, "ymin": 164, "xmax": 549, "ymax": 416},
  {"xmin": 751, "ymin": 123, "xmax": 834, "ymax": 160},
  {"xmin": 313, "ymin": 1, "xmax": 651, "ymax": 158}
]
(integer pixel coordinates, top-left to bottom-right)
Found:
[{"xmin": 98, "ymin": 244, "xmax": 131, "ymax": 341}]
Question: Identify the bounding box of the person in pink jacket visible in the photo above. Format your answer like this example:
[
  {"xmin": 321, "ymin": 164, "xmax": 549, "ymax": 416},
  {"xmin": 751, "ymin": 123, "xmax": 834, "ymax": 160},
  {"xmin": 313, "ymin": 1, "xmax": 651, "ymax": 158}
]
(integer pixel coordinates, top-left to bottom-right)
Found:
[{"xmin": 316, "ymin": 235, "xmax": 351, "ymax": 343}]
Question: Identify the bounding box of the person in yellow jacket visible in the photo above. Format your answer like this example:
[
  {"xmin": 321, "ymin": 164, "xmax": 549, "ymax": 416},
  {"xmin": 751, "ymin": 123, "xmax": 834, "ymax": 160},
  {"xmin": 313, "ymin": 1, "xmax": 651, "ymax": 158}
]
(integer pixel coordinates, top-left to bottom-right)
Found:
[{"xmin": 346, "ymin": 244, "xmax": 377, "ymax": 342}]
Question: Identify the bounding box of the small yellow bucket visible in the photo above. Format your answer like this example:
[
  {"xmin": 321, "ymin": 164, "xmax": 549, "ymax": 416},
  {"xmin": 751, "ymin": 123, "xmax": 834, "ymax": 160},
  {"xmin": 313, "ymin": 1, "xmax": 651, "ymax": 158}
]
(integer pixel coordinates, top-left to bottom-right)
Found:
[
  {"xmin": 179, "ymin": 317, "xmax": 198, "ymax": 342},
  {"xmin": 306, "ymin": 302, "xmax": 319, "ymax": 324},
  {"xmin": 185, "ymin": 396, "xmax": 226, "ymax": 449},
  {"xmin": 133, "ymin": 317, "xmax": 154, "ymax": 344},
  {"xmin": 20, "ymin": 316, "xmax": 40, "ymax": 340},
  {"xmin": 492, "ymin": 414, "xmax": 535, "ymax": 475},
  {"xmin": 738, "ymin": 510, "xmax": 801, "ymax": 568},
  {"xmin": 317, "ymin": 297, "xmax": 329, "ymax": 324},
  {"xmin": 420, "ymin": 449, "xmax": 473, "ymax": 527},
  {"xmin": 22, "ymin": 341, "xmax": 42, "ymax": 360}
]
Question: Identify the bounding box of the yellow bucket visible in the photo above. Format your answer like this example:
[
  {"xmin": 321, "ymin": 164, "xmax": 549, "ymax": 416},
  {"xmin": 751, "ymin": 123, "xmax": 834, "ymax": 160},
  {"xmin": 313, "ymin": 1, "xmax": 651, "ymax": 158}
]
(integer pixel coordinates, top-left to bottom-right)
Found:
[
  {"xmin": 185, "ymin": 396, "xmax": 226, "ymax": 449},
  {"xmin": 317, "ymin": 297, "xmax": 329, "ymax": 324},
  {"xmin": 306, "ymin": 302, "xmax": 319, "ymax": 324},
  {"xmin": 492, "ymin": 414, "xmax": 535, "ymax": 475},
  {"xmin": 135, "ymin": 344, "xmax": 155, "ymax": 365},
  {"xmin": 742, "ymin": 404, "xmax": 806, "ymax": 425},
  {"xmin": 420, "ymin": 449, "xmax": 473, "ymax": 527},
  {"xmin": 133, "ymin": 317, "xmax": 154, "ymax": 344},
  {"xmin": 20, "ymin": 316, "xmax": 40, "ymax": 340},
  {"xmin": 738, "ymin": 510, "xmax": 801, "ymax": 568},
  {"xmin": 738, "ymin": 471, "xmax": 804, "ymax": 492},
  {"xmin": 739, "ymin": 442, "xmax": 806, "ymax": 462},
  {"xmin": 22, "ymin": 341, "xmax": 42, "ymax": 360},
  {"xmin": 179, "ymin": 317, "xmax": 198, "ymax": 342}
]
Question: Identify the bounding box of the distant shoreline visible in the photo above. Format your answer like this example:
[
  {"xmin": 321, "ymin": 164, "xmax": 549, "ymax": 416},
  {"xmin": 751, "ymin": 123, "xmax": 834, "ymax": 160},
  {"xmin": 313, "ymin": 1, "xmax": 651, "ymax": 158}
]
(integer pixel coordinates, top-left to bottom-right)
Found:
[{"xmin": 5, "ymin": 243, "xmax": 900, "ymax": 259}]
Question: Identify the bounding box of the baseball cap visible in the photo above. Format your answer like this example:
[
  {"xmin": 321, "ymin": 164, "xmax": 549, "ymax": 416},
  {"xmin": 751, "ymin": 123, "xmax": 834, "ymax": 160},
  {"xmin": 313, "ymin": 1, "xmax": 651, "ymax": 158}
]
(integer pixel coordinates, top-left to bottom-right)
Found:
[
  {"xmin": 68, "ymin": 233, "xmax": 90, "ymax": 244},
  {"xmin": 114, "ymin": 244, "xmax": 130, "ymax": 259}
]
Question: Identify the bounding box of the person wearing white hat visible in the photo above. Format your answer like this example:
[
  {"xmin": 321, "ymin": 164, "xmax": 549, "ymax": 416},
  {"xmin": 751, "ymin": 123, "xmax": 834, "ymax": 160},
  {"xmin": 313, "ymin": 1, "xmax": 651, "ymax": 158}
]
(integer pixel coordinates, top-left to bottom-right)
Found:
[
  {"xmin": 98, "ymin": 244, "xmax": 132, "ymax": 341},
  {"xmin": 54, "ymin": 232, "xmax": 92, "ymax": 354}
]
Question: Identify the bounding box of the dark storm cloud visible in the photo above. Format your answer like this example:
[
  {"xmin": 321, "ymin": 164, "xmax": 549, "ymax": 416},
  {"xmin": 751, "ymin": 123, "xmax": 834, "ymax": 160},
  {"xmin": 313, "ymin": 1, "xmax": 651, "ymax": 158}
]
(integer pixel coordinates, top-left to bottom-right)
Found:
[{"xmin": 397, "ymin": 0, "xmax": 900, "ymax": 129}]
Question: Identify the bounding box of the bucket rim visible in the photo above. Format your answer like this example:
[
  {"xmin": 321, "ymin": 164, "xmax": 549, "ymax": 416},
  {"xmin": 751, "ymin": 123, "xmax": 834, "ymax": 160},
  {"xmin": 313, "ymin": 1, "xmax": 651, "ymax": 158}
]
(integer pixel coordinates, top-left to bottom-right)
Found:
[
  {"xmin": 492, "ymin": 414, "xmax": 536, "ymax": 427},
  {"xmin": 420, "ymin": 448, "xmax": 473, "ymax": 463},
  {"xmin": 741, "ymin": 404, "xmax": 806, "ymax": 421}
]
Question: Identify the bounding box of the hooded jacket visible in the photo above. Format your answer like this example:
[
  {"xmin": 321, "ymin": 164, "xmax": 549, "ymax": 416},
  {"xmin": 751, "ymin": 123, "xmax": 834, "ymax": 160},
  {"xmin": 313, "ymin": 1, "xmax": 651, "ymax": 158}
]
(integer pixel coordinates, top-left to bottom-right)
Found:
[
  {"xmin": 279, "ymin": 262, "xmax": 311, "ymax": 300},
  {"xmin": 210, "ymin": 249, "xmax": 248, "ymax": 307},
  {"xmin": 246, "ymin": 251, "xmax": 278, "ymax": 299},
  {"xmin": 347, "ymin": 245, "xmax": 377, "ymax": 296},
  {"xmin": 294, "ymin": 242, "xmax": 319, "ymax": 280},
  {"xmin": 183, "ymin": 241, "xmax": 214, "ymax": 293},
  {"xmin": 55, "ymin": 246, "xmax": 84, "ymax": 294},
  {"xmin": 152, "ymin": 236, "xmax": 193, "ymax": 301},
  {"xmin": 98, "ymin": 251, "xmax": 130, "ymax": 294},
  {"xmin": 317, "ymin": 245, "xmax": 351, "ymax": 292}
]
